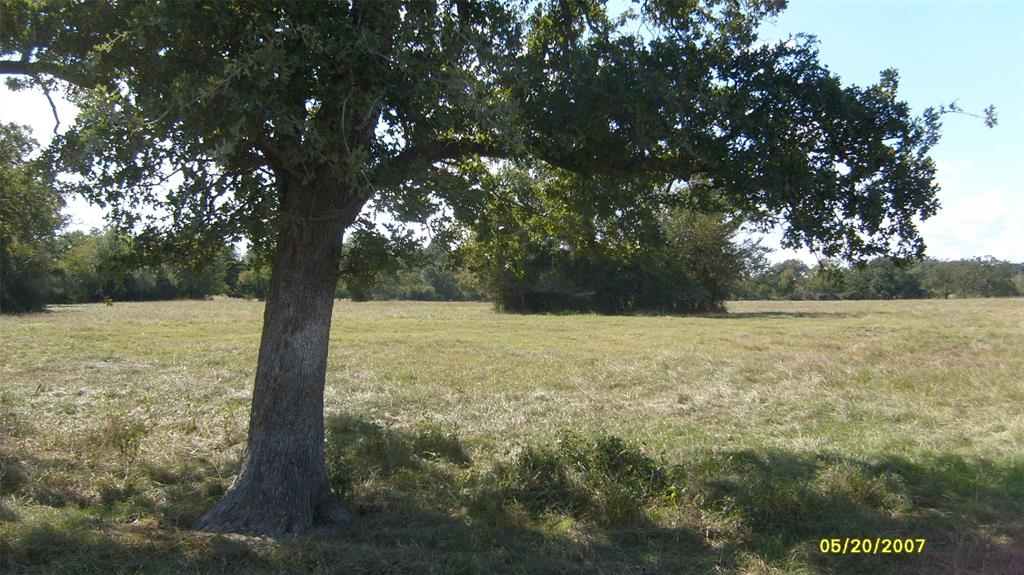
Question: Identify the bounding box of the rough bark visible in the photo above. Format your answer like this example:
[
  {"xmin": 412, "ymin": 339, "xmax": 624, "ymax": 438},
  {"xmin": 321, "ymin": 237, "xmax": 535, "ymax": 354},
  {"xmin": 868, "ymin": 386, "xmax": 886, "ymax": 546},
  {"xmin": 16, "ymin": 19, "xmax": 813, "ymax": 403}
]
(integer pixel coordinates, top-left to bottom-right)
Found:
[{"xmin": 194, "ymin": 183, "xmax": 357, "ymax": 537}]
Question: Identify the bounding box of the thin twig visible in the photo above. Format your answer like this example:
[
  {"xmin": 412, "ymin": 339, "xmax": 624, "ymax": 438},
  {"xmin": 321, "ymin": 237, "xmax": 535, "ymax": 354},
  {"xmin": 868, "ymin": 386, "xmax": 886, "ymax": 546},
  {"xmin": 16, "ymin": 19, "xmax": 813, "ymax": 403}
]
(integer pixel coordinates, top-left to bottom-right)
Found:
[{"xmin": 33, "ymin": 75, "xmax": 61, "ymax": 134}]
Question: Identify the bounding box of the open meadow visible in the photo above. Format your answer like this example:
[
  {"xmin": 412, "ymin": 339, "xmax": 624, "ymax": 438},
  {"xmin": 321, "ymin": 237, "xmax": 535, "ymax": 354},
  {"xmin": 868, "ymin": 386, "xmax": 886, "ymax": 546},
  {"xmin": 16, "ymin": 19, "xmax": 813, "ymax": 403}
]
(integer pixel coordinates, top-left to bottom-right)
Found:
[{"xmin": 1, "ymin": 298, "xmax": 1022, "ymax": 573}]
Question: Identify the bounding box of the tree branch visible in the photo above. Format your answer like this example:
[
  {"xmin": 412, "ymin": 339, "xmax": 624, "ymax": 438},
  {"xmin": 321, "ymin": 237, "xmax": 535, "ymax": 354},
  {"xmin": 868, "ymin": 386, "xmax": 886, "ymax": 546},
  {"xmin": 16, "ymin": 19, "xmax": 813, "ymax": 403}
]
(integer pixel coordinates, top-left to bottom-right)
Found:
[
  {"xmin": 2, "ymin": 55, "xmax": 70, "ymax": 134},
  {"xmin": 374, "ymin": 138, "xmax": 511, "ymax": 185},
  {"xmin": 34, "ymin": 77, "xmax": 62, "ymax": 134},
  {"xmin": 375, "ymin": 136, "xmax": 699, "ymax": 189},
  {"xmin": 251, "ymin": 134, "xmax": 297, "ymax": 179},
  {"xmin": 0, "ymin": 58, "xmax": 63, "ymax": 78}
]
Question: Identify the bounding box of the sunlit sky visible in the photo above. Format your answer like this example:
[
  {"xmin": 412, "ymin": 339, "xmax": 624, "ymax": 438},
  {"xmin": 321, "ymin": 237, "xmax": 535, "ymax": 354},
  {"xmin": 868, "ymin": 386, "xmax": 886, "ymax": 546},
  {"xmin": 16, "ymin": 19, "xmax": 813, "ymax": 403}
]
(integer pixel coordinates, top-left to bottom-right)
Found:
[
  {"xmin": 757, "ymin": 0, "xmax": 1023, "ymax": 263},
  {"xmin": 2, "ymin": 1, "xmax": 1021, "ymax": 263}
]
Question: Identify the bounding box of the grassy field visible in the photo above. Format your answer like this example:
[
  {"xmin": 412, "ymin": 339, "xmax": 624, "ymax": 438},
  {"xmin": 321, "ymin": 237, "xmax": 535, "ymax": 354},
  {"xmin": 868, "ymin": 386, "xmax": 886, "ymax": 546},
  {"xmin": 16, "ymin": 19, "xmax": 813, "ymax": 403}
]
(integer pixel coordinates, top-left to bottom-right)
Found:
[{"xmin": 1, "ymin": 298, "xmax": 1022, "ymax": 573}]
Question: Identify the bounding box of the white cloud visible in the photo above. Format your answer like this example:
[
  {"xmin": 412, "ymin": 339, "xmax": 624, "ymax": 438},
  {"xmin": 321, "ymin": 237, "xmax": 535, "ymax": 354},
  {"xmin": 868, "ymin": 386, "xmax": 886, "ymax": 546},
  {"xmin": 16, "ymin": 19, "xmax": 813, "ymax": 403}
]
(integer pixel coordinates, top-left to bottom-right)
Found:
[
  {"xmin": 922, "ymin": 185, "xmax": 1023, "ymax": 261},
  {"xmin": 922, "ymin": 160, "xmax": 1023, "ymax": 262}
]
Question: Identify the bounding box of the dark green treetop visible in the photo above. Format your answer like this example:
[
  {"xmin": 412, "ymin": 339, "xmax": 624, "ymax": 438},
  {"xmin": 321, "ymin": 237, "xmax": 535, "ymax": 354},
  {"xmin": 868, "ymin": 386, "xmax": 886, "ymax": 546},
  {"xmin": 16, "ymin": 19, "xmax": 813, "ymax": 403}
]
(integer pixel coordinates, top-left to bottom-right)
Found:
[{"xmin": 0, "ymin": 0, "xmax": 974, "ymax": 262}]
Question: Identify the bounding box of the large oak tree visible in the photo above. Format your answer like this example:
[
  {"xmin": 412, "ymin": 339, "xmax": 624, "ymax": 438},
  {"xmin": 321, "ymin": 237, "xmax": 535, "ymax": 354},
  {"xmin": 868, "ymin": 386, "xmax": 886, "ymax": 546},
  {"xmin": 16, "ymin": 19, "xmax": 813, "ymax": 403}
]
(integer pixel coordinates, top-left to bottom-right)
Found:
[{"xmin": 1, "ymin": 0, "xmax": 959, "ymax": 535}]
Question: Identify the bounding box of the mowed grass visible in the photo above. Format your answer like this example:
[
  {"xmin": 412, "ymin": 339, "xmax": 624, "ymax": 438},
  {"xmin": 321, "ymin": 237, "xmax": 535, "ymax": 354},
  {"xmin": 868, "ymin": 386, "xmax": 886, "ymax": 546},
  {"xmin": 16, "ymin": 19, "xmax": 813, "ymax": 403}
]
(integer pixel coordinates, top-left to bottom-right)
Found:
[{"xmin": 1, "ymin": 298, "xmax": 1022, "ymax": 573}]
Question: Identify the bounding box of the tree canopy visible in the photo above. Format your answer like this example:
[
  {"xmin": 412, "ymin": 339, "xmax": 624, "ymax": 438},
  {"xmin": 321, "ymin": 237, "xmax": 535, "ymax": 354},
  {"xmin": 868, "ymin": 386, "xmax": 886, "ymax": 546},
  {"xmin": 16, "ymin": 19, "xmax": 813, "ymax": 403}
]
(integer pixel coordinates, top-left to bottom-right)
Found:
[
  {"xmin": 460, "ymin": 162, "xmax": 763, "ymax": 312},
  {"xmin": 3, "ymin": 0, "xmax": 952, "ymax": 261}
]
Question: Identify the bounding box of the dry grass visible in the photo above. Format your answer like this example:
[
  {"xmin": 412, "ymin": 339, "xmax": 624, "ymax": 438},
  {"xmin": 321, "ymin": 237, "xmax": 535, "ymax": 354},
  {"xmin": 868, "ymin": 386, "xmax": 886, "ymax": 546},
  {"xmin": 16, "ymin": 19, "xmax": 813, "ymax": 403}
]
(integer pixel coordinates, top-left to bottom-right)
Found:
[{"xmin": 1, "ymin": 298, "xmax": 1022, "ymax": 573}]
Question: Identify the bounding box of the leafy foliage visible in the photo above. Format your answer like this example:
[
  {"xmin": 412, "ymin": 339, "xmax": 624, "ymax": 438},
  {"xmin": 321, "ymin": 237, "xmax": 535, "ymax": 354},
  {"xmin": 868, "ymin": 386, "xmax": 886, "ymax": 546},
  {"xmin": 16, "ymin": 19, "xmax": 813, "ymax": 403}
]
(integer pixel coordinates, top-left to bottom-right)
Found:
[
  {"xmin": 1, "ymin": 0, "xmax": 964, "ymax": 262},
  {"xmin": 338, "ymin": 227, "xmax": 422, "ymax": 302},
  {"xmin": 918, "ymin": 257, "xmax": 1021, "ymax": 299},
  {"xmin": 338, "ymin": 240, "xmax": 486, "ymax": 302},
  {"xmin": 48, "ymin": 228, "xmax": 237, "ymax": 303},
  {"xmin": 0, "ymin": 123, "xmax": 64, "ymax": 313},
  {"xmin": 461, "ymin": 163, "xmax": 763, "ymax": 312},
  {"xmin": 233, "ymin": 252, "xmax": 271, "ymax": 300}
]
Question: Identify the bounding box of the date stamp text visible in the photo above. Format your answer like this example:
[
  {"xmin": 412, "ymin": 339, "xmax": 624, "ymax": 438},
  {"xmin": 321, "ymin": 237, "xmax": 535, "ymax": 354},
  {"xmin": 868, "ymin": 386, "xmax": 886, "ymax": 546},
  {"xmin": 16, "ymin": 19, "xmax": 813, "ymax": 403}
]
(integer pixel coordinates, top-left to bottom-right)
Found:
[{"xmin": 819, "ymin": 538, "xmax": 925, "ymax": 554}]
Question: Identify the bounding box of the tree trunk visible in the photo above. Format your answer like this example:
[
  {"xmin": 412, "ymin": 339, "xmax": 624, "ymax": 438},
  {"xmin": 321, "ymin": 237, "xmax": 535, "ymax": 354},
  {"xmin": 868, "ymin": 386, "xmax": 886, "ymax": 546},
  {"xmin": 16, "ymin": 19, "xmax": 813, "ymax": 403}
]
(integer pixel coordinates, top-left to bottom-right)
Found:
[{"xmin": 194, "ymin": 186, "xmax": 354, "ymax": 536}]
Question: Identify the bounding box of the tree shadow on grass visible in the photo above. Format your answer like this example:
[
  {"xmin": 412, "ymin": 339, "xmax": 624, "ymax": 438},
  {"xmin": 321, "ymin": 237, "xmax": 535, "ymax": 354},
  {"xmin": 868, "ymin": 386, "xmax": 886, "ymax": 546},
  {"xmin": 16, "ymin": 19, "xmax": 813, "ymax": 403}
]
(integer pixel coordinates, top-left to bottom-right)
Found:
[
  {"xmin": 0, "ymin": 514, "xmax": 261, "ymax": 574},
  {"xmin": 2, "ymin": 418, "xmax": 1023, "ymax": 573},
  {"xmin": 322, "ymin": 416, "xmax": 719, "ymax": 574},
  {"xmin": 1, "ymin": 418, "xmax": 719, "ymax": 574},
  {"xmin": 693, "ymin": 449, "xmax": 1024, "ymax": 574},
  {"xmin": 701, "ymin": 310, "xmax": 856, "ymax": 320},
  {"xmin": 497, "ymin": 308, "xmax": 854, "ymax": 320},
  {"xmin": 0, "ymin": 445, "xmax": 232, "ymax": 526},
  {"xmin": 318, "ymin": 418, "xmax": 1023, "ymax": 573}
]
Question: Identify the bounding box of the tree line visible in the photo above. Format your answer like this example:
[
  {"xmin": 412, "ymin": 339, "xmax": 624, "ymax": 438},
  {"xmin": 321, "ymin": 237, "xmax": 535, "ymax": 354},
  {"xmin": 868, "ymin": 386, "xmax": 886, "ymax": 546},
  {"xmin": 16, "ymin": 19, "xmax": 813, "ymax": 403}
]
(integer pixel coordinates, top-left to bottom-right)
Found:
[
  {"xmin": 1, "ymin": 225, "xmax": 491, "ymax": 311},
  {"xmin": 5, "ymin": 222, "xmax": 1020, "ymax": 314},
  {"xmin": 3, "ymin": 120, "xmax": 1020, "ymax": 313},
  {"xmin": 737, "ymin": 257, "xmax": 1023, "ymax": 301}
]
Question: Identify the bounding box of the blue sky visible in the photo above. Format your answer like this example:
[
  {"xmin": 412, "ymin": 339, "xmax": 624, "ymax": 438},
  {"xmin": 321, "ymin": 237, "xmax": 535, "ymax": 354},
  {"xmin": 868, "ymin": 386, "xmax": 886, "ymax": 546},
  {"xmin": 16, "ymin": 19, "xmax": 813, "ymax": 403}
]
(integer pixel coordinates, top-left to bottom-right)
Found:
[
  {"xmin": 2, "ymin": 1, "xmax": 1021, "ymax": 262},
  {"xmin": 756, "ymin": 0, "xmax": 1023, "ymax": 262}
]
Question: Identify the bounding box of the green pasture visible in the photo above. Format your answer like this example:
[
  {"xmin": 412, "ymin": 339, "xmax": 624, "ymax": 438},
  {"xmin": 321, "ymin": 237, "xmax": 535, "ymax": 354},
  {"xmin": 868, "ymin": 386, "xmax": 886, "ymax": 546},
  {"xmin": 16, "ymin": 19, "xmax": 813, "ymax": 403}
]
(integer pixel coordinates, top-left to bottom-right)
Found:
[{"xmin": 1, "ymin": 298, "xmax": 1021, "ymax": 573}]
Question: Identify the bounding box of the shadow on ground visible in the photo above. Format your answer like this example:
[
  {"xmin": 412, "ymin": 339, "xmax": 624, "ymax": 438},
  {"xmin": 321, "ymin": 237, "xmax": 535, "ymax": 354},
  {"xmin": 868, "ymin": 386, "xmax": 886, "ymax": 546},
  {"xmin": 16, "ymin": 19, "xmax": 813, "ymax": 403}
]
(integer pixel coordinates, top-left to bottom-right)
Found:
[
  {"xmin": 2, "ymin": 416, "xmax": 1022, "ymax": 574},
  {"xmin": 704, "ymin": 311, "xmax": 857, "ymax": 320}
]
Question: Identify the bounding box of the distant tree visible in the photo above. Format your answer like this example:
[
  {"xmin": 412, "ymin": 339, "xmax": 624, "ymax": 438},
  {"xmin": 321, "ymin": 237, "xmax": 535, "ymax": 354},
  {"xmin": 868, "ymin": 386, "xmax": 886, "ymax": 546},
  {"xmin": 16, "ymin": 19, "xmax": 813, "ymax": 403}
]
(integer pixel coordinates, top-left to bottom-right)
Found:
[
  {"xmin": 794, "ymin": 261, "xmax": 845, "ymax": 300},
  {"xmin": 51, "ymin": 228, "xmax": 234, "ymax": 302},
  {"xmin": 220, "ymin": 246, "xmax": 245, "ymax": 297},
  {"xmin": 739, "ymin": 256, "xmax": 1019, "ymax": 301},
  {"xmin": 233, "ymin": 250, "xmax": 272, "ymax": 300},
  {"xmin": 919, "ymin": 258, "xmax": 959, "ymax": 299},
  {"xmin": 658, "ymin": 208, "xmax": 766, "ymax": 309},
  {"xmin": 2, "ymin": 0, "xmax": 986, "ymax": 535},
  {"xmin": 960, "ymin": 257, "xmax": 1019, "ymax": 298},
  {"xmin": 51, "ymin": 230, "xmax": 99, "ymax": 302},
  {"xmin": 170, "ymin": 245, "xmax": 238, "ymax": 299},
  {"xmin": 0, "ymin": 123, "xmax": 64, "ymax": 313},
  {"xmin": 421, "ymin": 242, "xmax": 486, "ymax": 301},
  {"xmin": 360, "ymin": 265, "xmax": 431, "ymax": 300},
  {"xmin": 338, "ymin": 228, "xmax": 420, "ymax": 302},
  {"xmin": 357, "ymin": 241, "xmax": 485, "ymax": 302},
  {"xmin": 463, "ymin": 163, "xmax": 762, "ymax": 313},
  {"xmin": 749, "ymin": 259, "xmax": 811, "ymax": 300},
  {"xmin": 918, "ymin": 258, "xmax": 1020, "ymax": 299},
  {"xmin": 52, "ymin": 229, "xmax": 151, "ymax": 302},
  {"xmin": 234, "ymin": 267, "xmax": 271, "ymax": 300},
  {"xmin": 842, "ymin": 258, "xmax": 923, "ymax": 300}
]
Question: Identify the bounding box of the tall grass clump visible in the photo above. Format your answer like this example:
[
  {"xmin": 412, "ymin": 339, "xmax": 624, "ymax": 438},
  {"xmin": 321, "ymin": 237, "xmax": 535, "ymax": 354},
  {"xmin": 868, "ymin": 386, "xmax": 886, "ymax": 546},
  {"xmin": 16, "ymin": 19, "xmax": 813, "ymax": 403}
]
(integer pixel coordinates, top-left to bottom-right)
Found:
[{"xmin": 490, "ymin": 432, "xmax": 674, "ymax": 526}]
